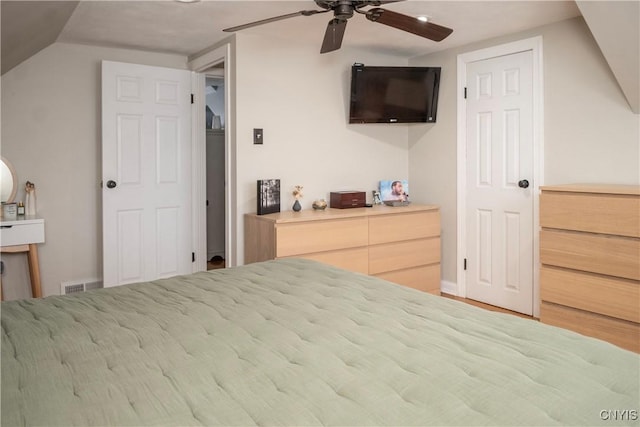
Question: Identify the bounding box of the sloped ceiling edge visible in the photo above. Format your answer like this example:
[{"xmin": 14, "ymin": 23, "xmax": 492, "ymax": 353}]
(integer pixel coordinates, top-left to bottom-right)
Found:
[
  {"xmin": 1, "ymin": 1, "xmax": 79, "ymax": 75},
  {"xmin": 577, "ymin": 1, "xmax": 640, "ymax": 114}
]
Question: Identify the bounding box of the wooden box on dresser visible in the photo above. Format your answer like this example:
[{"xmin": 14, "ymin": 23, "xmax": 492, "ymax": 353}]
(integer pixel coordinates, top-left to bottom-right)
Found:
[
  {"xmin": 245, "ymin": 205, "xmax": 441, "ymax": 294},
  {"xmin": 540, "ymin": 184, "xmax": 640, "ymax": 353}
]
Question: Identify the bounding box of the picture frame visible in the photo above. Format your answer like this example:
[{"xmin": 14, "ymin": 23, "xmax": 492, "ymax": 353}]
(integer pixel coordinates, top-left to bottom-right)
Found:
[
  {"xmin": 379, "ymin": 179, "xmax": 409, "ymax": 202},
  {"xmin": 372, "ymin": 190, "xmax": 382, "ymax": 205},
  {"xmin": 257, "ymin": 179, "xmax": 281, "ymax": 215}
]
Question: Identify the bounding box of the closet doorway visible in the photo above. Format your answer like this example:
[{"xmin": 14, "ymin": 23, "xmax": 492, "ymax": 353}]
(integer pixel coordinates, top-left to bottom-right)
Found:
[{"xmin": 204, "ymin": 67, "xmax": 226, "ymax": 270}]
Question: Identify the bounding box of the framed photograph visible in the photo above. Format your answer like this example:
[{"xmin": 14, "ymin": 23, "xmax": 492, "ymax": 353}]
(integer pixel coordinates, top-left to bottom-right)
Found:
[
  {"xmin": 380, "ymin": 180, "xmax": 408, "ymax": 202},
  {"xmin": 257, "ymin": 179, "xmax": 281, "ymax": 215},
  {"xmin": 372, "ymin": 190, "xmax": 382, "ymax": 205}
]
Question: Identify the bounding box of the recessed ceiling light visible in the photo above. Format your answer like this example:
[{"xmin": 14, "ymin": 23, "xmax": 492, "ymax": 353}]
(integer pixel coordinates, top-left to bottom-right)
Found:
[{"xmin": 417, "ymin": 16, "xmax": 429, "ymax": 23}]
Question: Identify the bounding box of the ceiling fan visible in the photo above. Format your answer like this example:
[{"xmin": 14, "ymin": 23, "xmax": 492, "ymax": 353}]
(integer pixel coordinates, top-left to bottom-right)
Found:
[{"xmin": 223, "ymin": 0, "xmax": 453, "ymax": 54}]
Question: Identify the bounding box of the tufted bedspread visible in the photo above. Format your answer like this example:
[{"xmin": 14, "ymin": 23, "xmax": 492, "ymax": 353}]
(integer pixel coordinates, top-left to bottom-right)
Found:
[{"xmin": 2, "ymin": 259, "xmax": 639, "ymax": 426}]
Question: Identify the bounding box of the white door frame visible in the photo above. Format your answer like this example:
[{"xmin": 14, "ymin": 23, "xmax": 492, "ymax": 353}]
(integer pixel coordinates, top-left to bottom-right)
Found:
[
  {"xmin": 189, "ymin": 42, "xmax": 236, "ymax": 270},
  {"xmin": 456, "ymin": 36, "xmax": 544, "ymax": 317}
]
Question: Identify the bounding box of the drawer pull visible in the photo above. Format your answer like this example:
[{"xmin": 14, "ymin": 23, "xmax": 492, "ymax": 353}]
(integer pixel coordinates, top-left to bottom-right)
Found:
[{"xmin": 0, "ymin": 225, "xmax": 13, "ymax": 229}]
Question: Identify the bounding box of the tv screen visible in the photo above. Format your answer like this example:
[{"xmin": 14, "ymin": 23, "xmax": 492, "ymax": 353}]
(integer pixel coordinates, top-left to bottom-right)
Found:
[{"xmin": 349, "ymin": 64, "xmax": 441, "ymax": 124}]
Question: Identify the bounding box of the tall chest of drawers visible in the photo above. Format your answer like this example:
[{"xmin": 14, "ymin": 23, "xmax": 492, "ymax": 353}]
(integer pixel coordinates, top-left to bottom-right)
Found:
[
  {"xmin": 245, "ymin": 205, "xmax": 441, "ymax": 294},
  {"xmin": 539, "ymin": 184, "xmax": 639, "ymax": 352}
]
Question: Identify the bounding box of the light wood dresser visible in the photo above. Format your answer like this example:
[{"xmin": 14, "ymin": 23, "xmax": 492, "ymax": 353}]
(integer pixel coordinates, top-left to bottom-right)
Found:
[
  {"xmin": 540, "ymin": 184, "xmax": 639, "ymax": 352},
  {"xmin": 245, "ymin": 204, "xmax": 441, "ymax": 294}
]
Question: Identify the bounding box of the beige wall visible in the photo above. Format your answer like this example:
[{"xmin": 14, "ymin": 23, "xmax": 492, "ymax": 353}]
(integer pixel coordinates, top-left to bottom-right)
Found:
[
  {"xmin": 408, "ymin": 16, "xmax": 640, "ymax": 288},
  {"xmin": 4, "ymin": 16, "xmax": 636, "ymax": 299},
  {"xmin": 233, "ymin": 33, "xmax": 411, "ymax": 264},
  {"xmin": 1, "ymin": 43, "xmax": 187, "ymax": 299},
  {"xmin": 1, "ymin": 36, "xmax": 413, "ymax": 297}
]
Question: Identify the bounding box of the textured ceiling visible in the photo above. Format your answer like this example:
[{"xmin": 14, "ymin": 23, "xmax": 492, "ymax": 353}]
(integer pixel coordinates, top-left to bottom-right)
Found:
[
  {"xmin": 58, "ymin": 1, "xmax": 581, "ymax": 58},
  {"xmin": 2, "ymin": 0, "xmax": 582, "ymax": 74}
]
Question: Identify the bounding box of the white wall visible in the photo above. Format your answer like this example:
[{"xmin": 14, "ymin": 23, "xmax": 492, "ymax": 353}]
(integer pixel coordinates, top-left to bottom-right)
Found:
[
  {"xmin": 408, "ymin": 16, "xmax": 640, "ymax": 287},
  {"xmin": 233, "ymin": 33, "xmax": 412, "ymax": 264},
  {"xmin": 1, "ymin": 42, "xmax": 187, "ymax": 299}
]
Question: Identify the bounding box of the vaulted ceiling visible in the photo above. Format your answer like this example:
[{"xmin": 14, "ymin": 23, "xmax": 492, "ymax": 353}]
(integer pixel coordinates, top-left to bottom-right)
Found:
[
  {"xmin": 1, "ymin": 1, "xmax": 637, "ymax": 112},
  {"xmin": 576, "ymin": 1, "xmax": 639, "ymax": 113},
  {"xmin": 1, "ymin": 1, "xmax": 79, "ymax": 74}
]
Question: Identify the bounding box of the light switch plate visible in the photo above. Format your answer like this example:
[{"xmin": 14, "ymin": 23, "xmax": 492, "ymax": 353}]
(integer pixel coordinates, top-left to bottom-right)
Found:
[{"xmin": 253, "ymin": 128, "xmax": 263, "ymax": 144}]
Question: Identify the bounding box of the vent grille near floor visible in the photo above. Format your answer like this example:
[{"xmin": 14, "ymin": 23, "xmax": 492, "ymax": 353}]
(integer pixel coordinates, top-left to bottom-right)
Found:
[{"xmin": 61, "ymin": 279, "xmax": 103, "ymax": 295}]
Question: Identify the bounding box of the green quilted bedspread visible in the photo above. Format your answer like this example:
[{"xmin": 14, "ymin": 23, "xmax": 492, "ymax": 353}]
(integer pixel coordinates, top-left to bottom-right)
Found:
[{"xmin": 2, "ymin": 259, "xmax": 639, "ymax": 426}]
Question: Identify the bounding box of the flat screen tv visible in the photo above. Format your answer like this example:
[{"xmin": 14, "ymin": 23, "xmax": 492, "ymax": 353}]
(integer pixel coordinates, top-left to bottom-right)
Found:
[{"xmin": 349, "ymin": 64, "xmax": 441, "ymax": 124}]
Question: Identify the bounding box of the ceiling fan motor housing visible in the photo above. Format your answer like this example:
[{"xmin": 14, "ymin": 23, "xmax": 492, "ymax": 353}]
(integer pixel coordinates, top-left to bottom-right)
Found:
[
  {"xmin": 316, "ymin": 0, "xmax": 356, "ymax": 20},
  {"xmin": 334, "ymin": 2, "xmax": 354, "ymax": 19}
]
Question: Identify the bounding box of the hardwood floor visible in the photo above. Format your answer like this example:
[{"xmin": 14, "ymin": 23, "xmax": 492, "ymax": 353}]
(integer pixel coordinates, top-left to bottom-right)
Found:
[
  {"xmin": 442, "ymin": 293, "xmax": 537, "ymax": 320},
  {"xmin": 207, "ymin": 257, "xmax": 225, "ymax": 271}
]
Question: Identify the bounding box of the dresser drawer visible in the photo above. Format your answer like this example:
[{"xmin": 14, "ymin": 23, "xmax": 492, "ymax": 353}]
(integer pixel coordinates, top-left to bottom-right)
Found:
[
  {"xmin": 540, "ymin": 229, "xmax": 640, "ymax": 280},
  {"xmin": 541, "ymin": 266, "xmax": 639, "ymax": 323},
  {"xmin": 541, "ymin": 302, "xmax": 639, "ymax": 353},
  {"xmin": 0, "ymin": 221, "xmax": 45, "ymax": 246},
  {"xmin": 369, "ymin": 210, "xmax": 440, "ymax": 245},
  {"xmin": 369, "ymin": 237, "xmax": 440, "ymax": 275},
  {"xmin": 375, "ymin": 264, "xmax": 440, "ymax": 294},
  {"xmin": 276, "ymin": 217, "xmax": 368, "ymax": 257},
  {"xmin": 286, "ymin": 247, "xmax": 369, "ymax": 275},
  {"xmin": 541, "ymin": 191, "xmax": 640, "ymax": 238}
]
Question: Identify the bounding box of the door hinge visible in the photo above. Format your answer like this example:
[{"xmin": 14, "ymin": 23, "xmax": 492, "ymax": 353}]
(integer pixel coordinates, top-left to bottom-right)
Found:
[
  {"xmin": 192, "ymin": 252, "xmax": 195, "ymax": 263},
  {"xmin": 190, "ymin": 93, "xmax": 194, "ymax": 104},
  {"xmin": 464, "ymin": 87, "xmax": 467, "ymax": 99},
  {"xmin": 463, "ymin": 258, "xmax": 467, "ymax": 270}
]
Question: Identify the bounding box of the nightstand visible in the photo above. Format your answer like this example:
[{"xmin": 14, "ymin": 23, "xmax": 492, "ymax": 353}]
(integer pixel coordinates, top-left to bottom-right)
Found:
[{"xmin": 0, "ymin": 216, "xmax": 45, "ymax": 300}]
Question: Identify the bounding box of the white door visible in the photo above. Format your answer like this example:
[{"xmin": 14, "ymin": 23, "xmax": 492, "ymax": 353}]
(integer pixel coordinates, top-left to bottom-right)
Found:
[
  {"xmin": 465, "ymin": 50, "xmax": 534, "ymax": 315},
  {"xmin": 102, "ymin": 61, "xmax": 192, "ymax": 287}
]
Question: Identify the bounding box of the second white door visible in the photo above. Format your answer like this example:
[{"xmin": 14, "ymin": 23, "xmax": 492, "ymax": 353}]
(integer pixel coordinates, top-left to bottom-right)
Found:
[{"xmin": 465, "ymin": 50, "xmax": 534, "ymax": 315}]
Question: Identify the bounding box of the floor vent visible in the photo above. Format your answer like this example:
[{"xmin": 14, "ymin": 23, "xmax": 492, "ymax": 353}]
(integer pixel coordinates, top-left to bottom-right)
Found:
[{"xmin": 61, "ymin": 279, "xmax": 103, "ymax": 295}]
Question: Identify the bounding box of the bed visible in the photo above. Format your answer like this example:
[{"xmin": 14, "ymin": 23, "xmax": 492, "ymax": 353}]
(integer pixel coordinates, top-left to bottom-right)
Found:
[{"xmin": 2, "ymin": 259, "xmax": 638, "ymax": 426}]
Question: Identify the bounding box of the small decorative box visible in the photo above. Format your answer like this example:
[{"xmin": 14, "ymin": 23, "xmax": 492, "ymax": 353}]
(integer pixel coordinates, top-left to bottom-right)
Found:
[{"xmin": 329, "ymin": 191, "xmax": 366, "ymax": 209}]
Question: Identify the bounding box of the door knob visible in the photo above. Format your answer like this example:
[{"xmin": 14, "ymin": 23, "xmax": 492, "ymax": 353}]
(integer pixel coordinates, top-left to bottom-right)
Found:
[
  {"xmin": 518, "ymin": 179, "xmax": 529, "ymax": 189},
  {"xmin": 106, "ymin": 180, "xmax": 117, "ymax": 189}
]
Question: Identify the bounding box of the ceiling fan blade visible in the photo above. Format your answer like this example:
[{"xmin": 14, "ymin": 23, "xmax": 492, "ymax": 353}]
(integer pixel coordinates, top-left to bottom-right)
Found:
[
  {"xmin": 365, "ymin": 8, "xmax": 453, "ymax": 42},
  {"xmin": 320, "ymin": 18, "xmax": 348, "ymax": 54},
  {"xmin": 223, "ymin": 9, "xmax": 327, "ymax": 32}
]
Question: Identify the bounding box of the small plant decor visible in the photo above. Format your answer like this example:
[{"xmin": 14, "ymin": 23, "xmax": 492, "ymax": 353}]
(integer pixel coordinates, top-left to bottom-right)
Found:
[{"xmin": 292, "ymin": 185, "xmax": 303, "ymax": 211}]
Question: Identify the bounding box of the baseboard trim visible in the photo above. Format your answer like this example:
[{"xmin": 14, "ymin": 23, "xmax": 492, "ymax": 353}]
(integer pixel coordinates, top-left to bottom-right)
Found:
[{"xmin": 440, "ymin": 280, "xmax": 458, "ymax": 296}]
